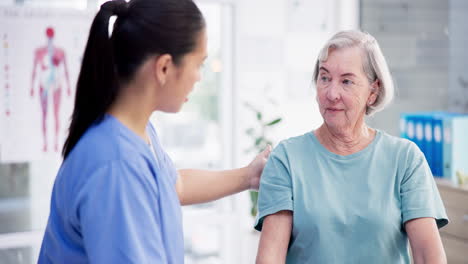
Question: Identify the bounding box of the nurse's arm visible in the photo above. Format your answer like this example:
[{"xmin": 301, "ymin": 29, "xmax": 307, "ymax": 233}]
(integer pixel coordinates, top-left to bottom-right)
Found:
[
  {"xmin": 405, "ymin": 217, "xmax": 446, "ymax": 264},
  {"xmin": 256, "ymin": 210, "xmax": 292, "ymax": 264},
  {"xmin": 176, "ymin": 146, "xmax": 271, "ymax": 205}
]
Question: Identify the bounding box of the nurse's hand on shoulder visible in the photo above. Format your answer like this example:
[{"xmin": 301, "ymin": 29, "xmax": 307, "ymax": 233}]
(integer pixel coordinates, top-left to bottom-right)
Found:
[{"xmin": 246, "ymin": 145, "xmax": 272, "ymax": 190}]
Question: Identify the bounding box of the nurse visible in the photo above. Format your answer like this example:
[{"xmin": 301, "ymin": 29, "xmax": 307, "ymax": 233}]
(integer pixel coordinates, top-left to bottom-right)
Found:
[{"xmin": 38, "ymin": 0, "xmax": 270, "ymax": 263}]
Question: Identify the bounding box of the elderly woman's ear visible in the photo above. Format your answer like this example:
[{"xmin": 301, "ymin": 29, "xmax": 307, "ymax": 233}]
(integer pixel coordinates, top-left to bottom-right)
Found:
[{"xmin": 368, "ymin": 79, "xmax": 380, "ymax": 106}]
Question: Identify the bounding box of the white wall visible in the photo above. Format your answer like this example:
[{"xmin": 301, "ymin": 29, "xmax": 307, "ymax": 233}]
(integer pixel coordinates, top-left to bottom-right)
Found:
[{"xmin": 448, "ymin": 0, "xmax": 468, "ymax": 112}]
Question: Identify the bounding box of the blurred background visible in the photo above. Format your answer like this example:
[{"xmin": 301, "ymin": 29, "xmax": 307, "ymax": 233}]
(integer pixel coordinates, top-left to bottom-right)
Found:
[{"xmin": 0, "ymin": 0, "xmax": 467, "ymax": 263}]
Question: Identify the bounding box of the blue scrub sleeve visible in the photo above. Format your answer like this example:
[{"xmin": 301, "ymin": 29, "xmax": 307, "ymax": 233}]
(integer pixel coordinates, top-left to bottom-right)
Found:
[
  {"xmin": 254, "ymin": 143, "xmax": 293, "ymax": 231},
  {"xmin": 78, "ymin": 159, "xmax": 168, "ymax": 263},
  {"xmin": 400, "ymin": 142, "xmax": 449, "ymax": 229}
]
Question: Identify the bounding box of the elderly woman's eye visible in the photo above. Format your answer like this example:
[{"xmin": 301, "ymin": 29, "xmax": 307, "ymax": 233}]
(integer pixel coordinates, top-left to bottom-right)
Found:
[
  {"xmin": 320, "ymin": 76, "xmax": 330, "ymax": 82},
  {"xmin": 342, "ymin": 79, "xmax": 353, "ymax": 85}
]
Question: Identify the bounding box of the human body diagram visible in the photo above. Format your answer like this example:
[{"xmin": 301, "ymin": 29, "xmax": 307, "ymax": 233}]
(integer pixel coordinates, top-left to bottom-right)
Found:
[{"xmin": 30, "ymin": 27, "xmax": 71, "ymax": 152}]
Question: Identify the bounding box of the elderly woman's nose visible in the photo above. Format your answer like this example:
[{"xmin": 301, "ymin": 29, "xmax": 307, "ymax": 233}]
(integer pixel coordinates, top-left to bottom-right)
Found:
[{"xmin": 326, "ymin": 83, "xmax": 341, "ymax": 101}]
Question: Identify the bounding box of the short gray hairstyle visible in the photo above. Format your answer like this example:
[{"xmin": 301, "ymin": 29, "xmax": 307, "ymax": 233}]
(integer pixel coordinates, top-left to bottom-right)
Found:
[{"xmin": 312, "ymin": 30, "xmax": 394, "ymax": 115}]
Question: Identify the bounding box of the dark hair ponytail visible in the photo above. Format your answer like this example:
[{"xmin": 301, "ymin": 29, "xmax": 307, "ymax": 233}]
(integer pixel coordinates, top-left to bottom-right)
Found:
[{"xmin": 63, "ymin": 0, "xmax": 205, "ymax": 158}]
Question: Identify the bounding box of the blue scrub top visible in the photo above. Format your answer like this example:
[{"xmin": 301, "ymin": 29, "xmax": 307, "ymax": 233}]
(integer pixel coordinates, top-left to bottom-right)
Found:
[
  {"xmin": 38, "ymin": 114, "xmax": 184, "ymax": 263},
  {"xmin": 255, "ymin": 130, "xmax": 448, "ymax": 263}
]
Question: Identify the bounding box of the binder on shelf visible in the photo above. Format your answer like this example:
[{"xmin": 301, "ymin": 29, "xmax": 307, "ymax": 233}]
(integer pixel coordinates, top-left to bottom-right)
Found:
[
  {"xmin": 442, "ymin": 115, "xmax": 468, "ymax": 184},
  {"xmin": 423, "ymin": 115, "xmax": 433, "ymax": 176},
  {"xmin": 400, "ymin": 114, "xmax": 407, "ymax": 139},
  {"xmin": 432, "ymin": 116, "xmax": 443, "ymax": 177},
  {"xmin": 414, "ymin": 116, "xmax": 425, "ymax": 155},
  {"xmin": 400, "ymin": 113, "xmax": 435, "ymax": 175},
  {"xmin": 433, "ymin": 112, "xmax": 463, "ymax": 178},
  {"xmin": 399, "ymin": 111, "xmax": 468, "ymax": 181}
]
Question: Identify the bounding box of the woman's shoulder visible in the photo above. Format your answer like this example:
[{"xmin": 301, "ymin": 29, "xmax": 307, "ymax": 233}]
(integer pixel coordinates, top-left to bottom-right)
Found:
[
  {"xmin": 271, "ymin": 132, "xmax": 315, "ymax": 159},
  {"xmin": 375, "ymin": 129, "xmax": 423, "ymax": 161},
  {"xmin": 67, "ymin": 117, "xmax": 148, "ymax": 167},
  {"xmin": 377, "ymin": 130, "xmax": 417, "ymax": 150},
  {"xmin": 280, "ymin": 132, "xmax": 313, "ymax": 147}
]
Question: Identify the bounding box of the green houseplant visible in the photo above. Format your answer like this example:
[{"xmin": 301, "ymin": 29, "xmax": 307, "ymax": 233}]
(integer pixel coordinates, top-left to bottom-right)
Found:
[{"xmin": 244, "ymin": 102, "xmax": 282, "ymax": 217}]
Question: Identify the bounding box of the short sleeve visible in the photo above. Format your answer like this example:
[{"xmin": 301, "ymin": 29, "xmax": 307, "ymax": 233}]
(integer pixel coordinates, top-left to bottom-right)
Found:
[
  {"xmin": 400, "ymin": 142, "xmax": 449, "ymax": 229},
  {"xmin": 254, "ymin": 143, "xmax": 293, "ymax": 231},
  {"xmin": 78, "ymin": 159, "xmax": 168, "ymax": 263}
]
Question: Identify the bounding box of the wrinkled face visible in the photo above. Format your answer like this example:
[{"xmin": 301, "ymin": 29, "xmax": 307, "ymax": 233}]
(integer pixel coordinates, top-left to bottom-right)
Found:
[
  {"xmin": 316, "ymin": 47, "xmax": 378, "ymax": 132},
  {"xmin": 162, "ymin": 29, "xmax": 207, "ymax": 113}
]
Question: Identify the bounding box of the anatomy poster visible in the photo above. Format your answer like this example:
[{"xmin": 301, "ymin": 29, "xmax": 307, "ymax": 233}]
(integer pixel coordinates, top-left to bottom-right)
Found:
[{"xmin": 0, "ymin": 7, "xmax": 93, "ymax": 162}]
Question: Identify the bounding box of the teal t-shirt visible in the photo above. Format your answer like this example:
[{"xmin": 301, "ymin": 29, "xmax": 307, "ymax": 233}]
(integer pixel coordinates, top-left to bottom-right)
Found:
[{"xmin": 254, "ymin": 130, "xmax": 448, "ymax": 263}]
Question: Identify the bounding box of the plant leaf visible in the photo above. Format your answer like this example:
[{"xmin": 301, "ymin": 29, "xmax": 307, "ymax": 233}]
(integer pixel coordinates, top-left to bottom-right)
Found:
[
  {"xmin": 256, "ymin": 112, "xmax": 262, "ymax": 121},
  {"xmin": 266, "ymin": 118, "xmax": 282, "ymax": 126},
  {"xmin": 255, "ymin": 137, "xmax": 264, "ymax": 146},
  {"xmin": 250, "ymin": 191, "xmax": 259, "ymax": 217},
  {"xmin": 249, "ymin": 190, "xmax": 258, "ymax": 202}
]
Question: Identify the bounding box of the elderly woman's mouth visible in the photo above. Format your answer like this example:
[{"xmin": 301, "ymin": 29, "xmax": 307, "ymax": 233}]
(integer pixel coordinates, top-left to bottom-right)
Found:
[{"xmin": 326, "ymin": 108, "xmax": 344, "ymax": 112}]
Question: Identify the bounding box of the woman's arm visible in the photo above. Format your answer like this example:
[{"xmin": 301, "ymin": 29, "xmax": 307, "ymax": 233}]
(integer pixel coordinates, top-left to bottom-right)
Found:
[
  {"xmin": 176, "ymin": 146, "xmax": 271, "ymax": 205},
  {"xmin": 256, "ymin": 210, "xmax": 292, "ymax": 264},
  {"xmin": 406, "ymin": 217, "xmax": 446, "ymax": 264}
]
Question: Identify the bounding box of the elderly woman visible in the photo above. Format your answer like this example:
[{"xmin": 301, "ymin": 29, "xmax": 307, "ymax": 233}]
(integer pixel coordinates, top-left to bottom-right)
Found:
[{"xmin": 254, "ymin": 30, "xmax": 448, "ymax": 264}]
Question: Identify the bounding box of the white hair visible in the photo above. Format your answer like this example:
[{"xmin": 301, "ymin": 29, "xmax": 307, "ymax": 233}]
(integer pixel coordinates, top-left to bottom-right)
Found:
[{"xmin": 312, "ymin": 30, "xmax": 394, "ymax": 115}]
